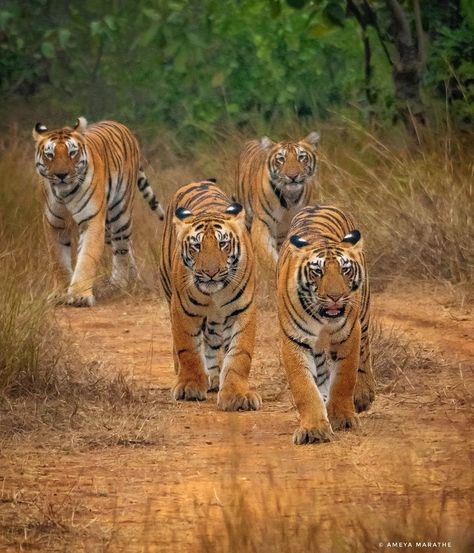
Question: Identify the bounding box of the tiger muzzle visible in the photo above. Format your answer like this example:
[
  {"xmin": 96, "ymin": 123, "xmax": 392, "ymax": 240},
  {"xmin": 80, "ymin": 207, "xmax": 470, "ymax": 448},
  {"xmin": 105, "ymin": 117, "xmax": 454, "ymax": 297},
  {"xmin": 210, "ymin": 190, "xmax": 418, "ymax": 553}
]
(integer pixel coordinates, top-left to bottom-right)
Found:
[
  {"xmin": 282, "ymin": 179, "xmax": 305, "ymax": 202},
  {"xmin": 319, "ymin": 302, "xmax": 346, "ymax": 319}
]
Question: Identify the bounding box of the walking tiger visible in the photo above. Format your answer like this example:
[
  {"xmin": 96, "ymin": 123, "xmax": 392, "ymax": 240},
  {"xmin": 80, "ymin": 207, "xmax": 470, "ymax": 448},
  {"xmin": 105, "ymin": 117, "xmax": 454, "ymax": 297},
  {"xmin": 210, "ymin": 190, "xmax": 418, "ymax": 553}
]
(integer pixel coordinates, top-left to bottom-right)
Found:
[
  {"xmin": 235, "ymin": 132, "xmax": 320, "ymax": 272},
  {"xmin": 277, "ymin": 205, "xmax": 375, "ymax": 444},
  {"xmin": 159, "ymin": 180, "xmax": 261, "ymax": 411},
  {"xmin": 33, "ymin": 117, "xmax": 164, "ymax": 306}
]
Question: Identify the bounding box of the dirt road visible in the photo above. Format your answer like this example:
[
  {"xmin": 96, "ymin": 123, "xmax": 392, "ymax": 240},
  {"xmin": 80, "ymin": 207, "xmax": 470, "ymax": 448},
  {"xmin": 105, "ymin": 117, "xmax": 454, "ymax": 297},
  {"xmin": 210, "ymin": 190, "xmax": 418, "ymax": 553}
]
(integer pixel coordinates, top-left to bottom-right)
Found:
[{"xmin": 2, "ymin": 284, "xmax": 472, "ymax": 551}]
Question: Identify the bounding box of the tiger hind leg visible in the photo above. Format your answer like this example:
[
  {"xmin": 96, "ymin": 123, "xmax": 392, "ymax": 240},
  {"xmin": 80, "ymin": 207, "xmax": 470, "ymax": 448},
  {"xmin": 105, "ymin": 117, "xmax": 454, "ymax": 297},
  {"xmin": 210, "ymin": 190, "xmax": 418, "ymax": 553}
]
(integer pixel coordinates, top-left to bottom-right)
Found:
[
  {"xmin": 44, "ymin": 202, "xmax": 73, "ymax": 303},
  {"xmin": 108, "ymin": 218, "xmax": 140, "ymax": 288},
  {"xmin": 110, "ymin": 243, "xmax": 140, "ymax": 288}
]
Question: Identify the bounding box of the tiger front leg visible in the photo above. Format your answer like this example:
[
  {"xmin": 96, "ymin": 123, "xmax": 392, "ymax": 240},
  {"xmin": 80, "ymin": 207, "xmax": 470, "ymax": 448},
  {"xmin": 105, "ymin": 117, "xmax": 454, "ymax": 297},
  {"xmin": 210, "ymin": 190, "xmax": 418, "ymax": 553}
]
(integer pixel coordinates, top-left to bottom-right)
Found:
[
  {"xmin": 217, "ymin": 304, "xmax": 262, "ymax": 412},
  {"xmin": 203, "ymin": 322, "xmax": 223, "ymax": 392},
  {"xmin": 43, "ymin": 202, "xmax": 73, "ymax": 303},
  {"xmin": 171, "ymin": 298, "xmax": 208, "ymax": 401},
  {"xmin": 67, "ymin": 218, "xmax": 105, "ymax": 307},
  {"xmin": 281, "ymin": 334, "xmax": 334, "ymax": 445},
  {"xmin": 327, "ymin": 322, "xmax": 361, "ymax": 431}
]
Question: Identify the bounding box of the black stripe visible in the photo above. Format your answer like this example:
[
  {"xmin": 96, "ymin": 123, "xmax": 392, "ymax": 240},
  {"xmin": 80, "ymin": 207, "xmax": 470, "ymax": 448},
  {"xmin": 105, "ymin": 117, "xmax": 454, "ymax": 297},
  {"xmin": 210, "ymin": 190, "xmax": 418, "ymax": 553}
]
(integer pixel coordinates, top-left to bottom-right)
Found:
[
  {"xmin": 63, "ymin": 184, "xmax": 80, "ymax": 198},
  {"xmin": 282, "ymin": 328, "xmax": 312, "ymax": 351},
  {"xmin": 177, "ymin": 292, "xmax": 200, "ymax": 318},
  {"xmin": 77, "ymin": 207, "xmax": 101, "ymax": 226},
  {"xmin": 225, "ymin": 297, "xmax": 253, "ymax": 320},
  {"xmin": 269, "ymin": 180, "xmax": 288, "ymax": 209},
  {"xmin": 222, "ymin": 277, "xmax": 248, "ymax": 307},
  {"xmin": 109, "ymin": 190, "xmax": 126, "ymax": 211}
]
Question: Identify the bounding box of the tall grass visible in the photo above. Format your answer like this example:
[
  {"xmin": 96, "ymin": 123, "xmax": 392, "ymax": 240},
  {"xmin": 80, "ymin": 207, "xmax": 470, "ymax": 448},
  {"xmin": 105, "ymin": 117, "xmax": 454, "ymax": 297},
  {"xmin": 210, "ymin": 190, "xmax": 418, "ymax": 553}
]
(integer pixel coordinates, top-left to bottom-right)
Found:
[
  {"xmin": 0, "ymin": 120, "xmax": 471, "ymax": 551},
  {"xmin": 197, "ymin": 464, "xmax": 472, "ymax": 553},
  {"xmin": 0, "ymin": 260, "xmax": 52, "ymax": 391},
  {"xmin": 189, "ymin": 119, "xmax": 473, "ymax": 287},
  {"xmin": 0, "ymin": 131, "xmax": 57, "ymax": 392},
  {"xmin": 318, "ymin": 121, "xmax": 474, "ymax": 286},
  {"xmin": 1, "ymin": 120, "xmax": 472, "ymax": 391}
]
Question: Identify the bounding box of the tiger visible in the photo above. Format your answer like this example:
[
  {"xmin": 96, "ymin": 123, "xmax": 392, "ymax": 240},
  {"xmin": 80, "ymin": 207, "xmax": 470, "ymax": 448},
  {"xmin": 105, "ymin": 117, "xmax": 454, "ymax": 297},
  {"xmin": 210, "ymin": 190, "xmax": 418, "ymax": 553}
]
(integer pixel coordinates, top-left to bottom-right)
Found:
[
  {"xmin": 235, "ymin": 132, "xmax": 320, "ymax": 272},
  {"xmin": 33, "ymin": 117, "xmax": 164, "ymax": 307},
  {"xmin": 159, "ymin": 180, "xmax": 262, "ymax": 411},
  {"xmin": 277, "ymin": 205, "xmax": 375, "ymax": 445}
]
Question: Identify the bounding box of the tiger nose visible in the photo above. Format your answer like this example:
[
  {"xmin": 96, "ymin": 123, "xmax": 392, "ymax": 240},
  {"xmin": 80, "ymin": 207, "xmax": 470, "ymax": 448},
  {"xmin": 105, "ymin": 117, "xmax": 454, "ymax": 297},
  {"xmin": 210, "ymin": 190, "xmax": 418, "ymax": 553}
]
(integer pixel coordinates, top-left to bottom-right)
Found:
[
  {"xmin": 203, "ymin": 267, "xmax": 219, "ymax": 278},
  {"xmin": 327, "ymin": 293, "xmax": 343, "ymax": 303},
  {"xmin": 55, "ymin": 172, "xmax": 68, "ymax": 180},
  {"xmin": 287, "ymin": 171, "xmax": 299, "ymax": 179}
]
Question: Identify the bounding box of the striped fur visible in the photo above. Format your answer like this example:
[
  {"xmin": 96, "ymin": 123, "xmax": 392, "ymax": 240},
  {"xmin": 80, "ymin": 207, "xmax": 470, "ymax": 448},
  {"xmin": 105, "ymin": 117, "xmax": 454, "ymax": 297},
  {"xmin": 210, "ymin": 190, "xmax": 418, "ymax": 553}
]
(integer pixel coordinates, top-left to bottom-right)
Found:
[
  {"xmin": 33, "ymin": 117, "xmax": 164, "ymax": 307},
  {"xmin": 277, "ymin": 205, "xmax": 375, "ymax": 444},
  {"xmin": 159, "ymin": 180, "xmax": 262, "ymax": 411},
  {"xmin": 235, "ymin": 132, "xmax": 320, "ymax": 271}
]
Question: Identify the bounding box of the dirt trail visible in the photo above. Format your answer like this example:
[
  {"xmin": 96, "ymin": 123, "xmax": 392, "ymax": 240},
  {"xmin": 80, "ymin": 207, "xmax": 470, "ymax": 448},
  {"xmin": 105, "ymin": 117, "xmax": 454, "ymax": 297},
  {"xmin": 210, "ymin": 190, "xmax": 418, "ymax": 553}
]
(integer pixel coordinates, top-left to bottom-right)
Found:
[
  {"xmin": 373, "ymin": 283, "xmax": 473, "ymax": 361},
  {"xmin": 2, "ymin": 285, "xmax": 472, "ymax": 551}
]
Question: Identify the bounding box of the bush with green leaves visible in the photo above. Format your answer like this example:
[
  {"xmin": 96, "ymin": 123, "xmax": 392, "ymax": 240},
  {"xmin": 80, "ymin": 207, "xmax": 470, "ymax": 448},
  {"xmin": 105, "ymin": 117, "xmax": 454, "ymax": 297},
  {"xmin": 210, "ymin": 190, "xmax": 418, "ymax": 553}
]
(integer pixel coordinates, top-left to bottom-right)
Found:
[{"xmin": 0, "ymin": 0, "xmax": 472, "ymax": 133}]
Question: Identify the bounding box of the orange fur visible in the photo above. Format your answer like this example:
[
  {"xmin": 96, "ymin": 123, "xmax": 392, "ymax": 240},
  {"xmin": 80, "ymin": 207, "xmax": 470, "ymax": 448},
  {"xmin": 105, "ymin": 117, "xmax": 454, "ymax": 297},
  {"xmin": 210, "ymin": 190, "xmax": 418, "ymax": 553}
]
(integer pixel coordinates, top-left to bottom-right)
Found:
[
  {"xmin": 235, "ymin": 132, "xmax": 320, "ymax": 272},
  {"xmin": 159, "ymin": 181, "xmax": 262, "ymax": 411},
  {"xmin": 33, "ymin": 117, "xmax": 163, "ymax": 306},
  {"xmin": 277, "ymin": 206, "xmax": 375, "ymax": 444}
]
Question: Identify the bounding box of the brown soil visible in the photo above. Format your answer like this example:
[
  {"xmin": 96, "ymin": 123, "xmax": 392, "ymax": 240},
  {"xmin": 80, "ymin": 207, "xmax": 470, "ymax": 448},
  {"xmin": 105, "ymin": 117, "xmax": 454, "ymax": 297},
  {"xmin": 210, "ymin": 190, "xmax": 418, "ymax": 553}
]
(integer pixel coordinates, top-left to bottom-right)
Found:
[{"xmin": 1, "ymin": 283, "xmax": 472, "ymax": 552}]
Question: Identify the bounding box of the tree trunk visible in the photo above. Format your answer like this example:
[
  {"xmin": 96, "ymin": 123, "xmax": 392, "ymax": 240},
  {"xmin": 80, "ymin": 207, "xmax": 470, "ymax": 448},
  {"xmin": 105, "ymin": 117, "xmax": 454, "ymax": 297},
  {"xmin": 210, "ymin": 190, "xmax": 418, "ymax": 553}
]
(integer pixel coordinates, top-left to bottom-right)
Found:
[
  {"xmin": 347, "ymin": 0, "xmax": 377, "ymax": 123},
  {"xmin": 384, "ymin": 0, "xmax": 426, "ymax": 137}
]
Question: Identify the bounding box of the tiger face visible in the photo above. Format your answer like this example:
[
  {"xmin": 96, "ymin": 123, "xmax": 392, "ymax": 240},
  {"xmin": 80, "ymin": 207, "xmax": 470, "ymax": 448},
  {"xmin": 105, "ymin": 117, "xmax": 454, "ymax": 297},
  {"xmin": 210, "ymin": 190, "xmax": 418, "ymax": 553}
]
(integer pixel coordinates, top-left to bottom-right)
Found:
[
  {"xmin": 289, "ymin": 231, "xmax": 363, "ymax": 321},
  {"xmin": 264, "ymin": 132, "xmax": 320, "ymax": 204},
  {"xmin": 32, "ymin": 118, "xmax": 88, "ymax": 196},
  {"xmin": 174, "ymin": 203, "xmax": 246, "ymax": 294}
]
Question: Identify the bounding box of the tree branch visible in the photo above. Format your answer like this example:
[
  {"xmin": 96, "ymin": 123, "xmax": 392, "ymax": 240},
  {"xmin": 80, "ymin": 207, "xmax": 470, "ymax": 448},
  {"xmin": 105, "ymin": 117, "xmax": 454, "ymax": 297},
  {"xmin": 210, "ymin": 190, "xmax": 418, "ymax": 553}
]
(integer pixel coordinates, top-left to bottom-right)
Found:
[
  {"xmin": 413, "ymin": 0, "xmax": 427, "ymax": 69},
  {"xmin": 385, "ymin": 0, "xmax": 411, "ymax": 42},
  {"xmin": 347, "ymin": 0, "xmax": 377, "ymax": 108},
  {"xmin": 362, "ymin": 0, "xmax": 394, "ymax": 66}
]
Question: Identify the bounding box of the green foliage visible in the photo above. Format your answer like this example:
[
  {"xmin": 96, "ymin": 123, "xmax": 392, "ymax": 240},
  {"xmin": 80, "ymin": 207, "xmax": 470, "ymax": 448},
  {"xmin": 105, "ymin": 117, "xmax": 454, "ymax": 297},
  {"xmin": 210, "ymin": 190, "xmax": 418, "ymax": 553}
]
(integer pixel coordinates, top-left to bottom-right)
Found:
[
  {"xmin": 0, "ymin": 0, "xmax": 472, "ymax": 132},
  {"xmin": 428, "ymin": 21, "xmax": 474, "ymax": 124}
]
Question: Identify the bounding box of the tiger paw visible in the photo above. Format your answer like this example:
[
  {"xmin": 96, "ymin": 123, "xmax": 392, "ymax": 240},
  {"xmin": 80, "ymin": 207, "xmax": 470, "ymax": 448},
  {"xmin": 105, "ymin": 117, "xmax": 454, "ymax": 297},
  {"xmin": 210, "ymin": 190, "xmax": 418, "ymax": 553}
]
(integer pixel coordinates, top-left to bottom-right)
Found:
[
  {"xmin": 354, "ymin": 372, "xmax": 375, "ymax": 413},
  {"xmin": 293, "ymin": 422, "xmax": 334, "ymax": 445},
  {"xmin": 172, "ymin": 379, "xmax": 207, "ymax": 401},
  {"xmin": 327, "ymin": 405, "xmax": 360, "ymax": 431},
  {"xmin": 217, "ymin": 390, "xmax": 262, "ymax": 411},
  {"xmin": 66, "ymin": 293, "xmax": 96, "ymax": 307},
  {"xmin": 208, "ymin": 372, "xmax": 220, "ymax": 393}
]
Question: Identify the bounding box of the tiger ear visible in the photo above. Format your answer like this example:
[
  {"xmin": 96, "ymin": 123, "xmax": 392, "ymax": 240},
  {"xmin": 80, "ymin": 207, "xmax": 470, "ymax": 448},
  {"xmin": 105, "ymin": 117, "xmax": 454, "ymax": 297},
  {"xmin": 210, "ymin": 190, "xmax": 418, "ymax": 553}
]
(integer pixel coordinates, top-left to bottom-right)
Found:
[
  {"xmin": 225, "ymin": 202, "xmax": 246, "ymax": 225},
  {"xmin": 289, "ymin": 234, "xmax": 310, "ymax": 249},
  {"xmin": 74, "ymin": 117, "xmax": 88, "ymax": 133},
  {"xmin": 32, "ymin": 123, "xmax": 48, "ymax": 140},
  {"xmin": 340, "ymin": 230, "xmax": 363, "ymax": 252},
  {"xmin": 303, "ymin": 131, "xmax": 320, "ymax": 146},
  {"xmin": 260, "ymin": 136, "xmax": 274, "ymax": 149},
  {"xmin": 173, "ymin": 206, "xmax": 194, "ymax": 234}
]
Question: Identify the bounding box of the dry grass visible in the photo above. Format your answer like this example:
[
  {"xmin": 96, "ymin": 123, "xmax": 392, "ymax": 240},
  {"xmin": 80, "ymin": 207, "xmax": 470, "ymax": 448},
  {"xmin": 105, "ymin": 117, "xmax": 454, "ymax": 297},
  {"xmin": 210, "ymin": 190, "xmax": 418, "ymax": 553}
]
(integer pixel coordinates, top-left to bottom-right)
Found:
[
  {"xmin": 0, "ymin": 121, "xmax": 472, "ymax": 551},
  {"xmin": 318, "ymin": 121, "xmax": 474, "ymax": 288},
  {"xmin": 0, "ymin": 485, "xmax": 105, "ymax": 551},
  {"xmin": 197, "ymin": 459, "xmax": 473, "ymax": 553},
  {"xmin": 0, "ymin": 135, "xmax": 166, "ymax": 452}
]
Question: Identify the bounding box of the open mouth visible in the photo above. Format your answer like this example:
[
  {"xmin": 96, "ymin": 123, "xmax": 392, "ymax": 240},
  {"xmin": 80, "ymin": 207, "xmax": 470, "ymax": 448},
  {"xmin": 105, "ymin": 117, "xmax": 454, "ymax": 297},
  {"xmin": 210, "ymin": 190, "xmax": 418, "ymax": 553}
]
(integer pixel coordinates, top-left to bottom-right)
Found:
[{"xmin": 320, "ymin": 306, "xmax": 345, "ymax": 319}]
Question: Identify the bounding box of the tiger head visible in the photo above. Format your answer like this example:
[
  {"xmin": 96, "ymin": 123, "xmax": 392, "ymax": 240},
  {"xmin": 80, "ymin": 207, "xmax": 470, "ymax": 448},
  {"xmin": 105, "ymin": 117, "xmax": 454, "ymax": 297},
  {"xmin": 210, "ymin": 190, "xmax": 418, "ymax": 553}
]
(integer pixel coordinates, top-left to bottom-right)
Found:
[
  {"xmin": 173, "ymin": 203, "xmax": 247, "ymax": 294},
  {"xmin": 32, "ymin": 117, "xmax": 88, "ymax": 194},
  {"xmin": 288, "ymin": 230, "xmax": 364, "ymax": 321},
  {"xmin": 262, "ymin": 131, "xmax": 320, "ymax": 204}
]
